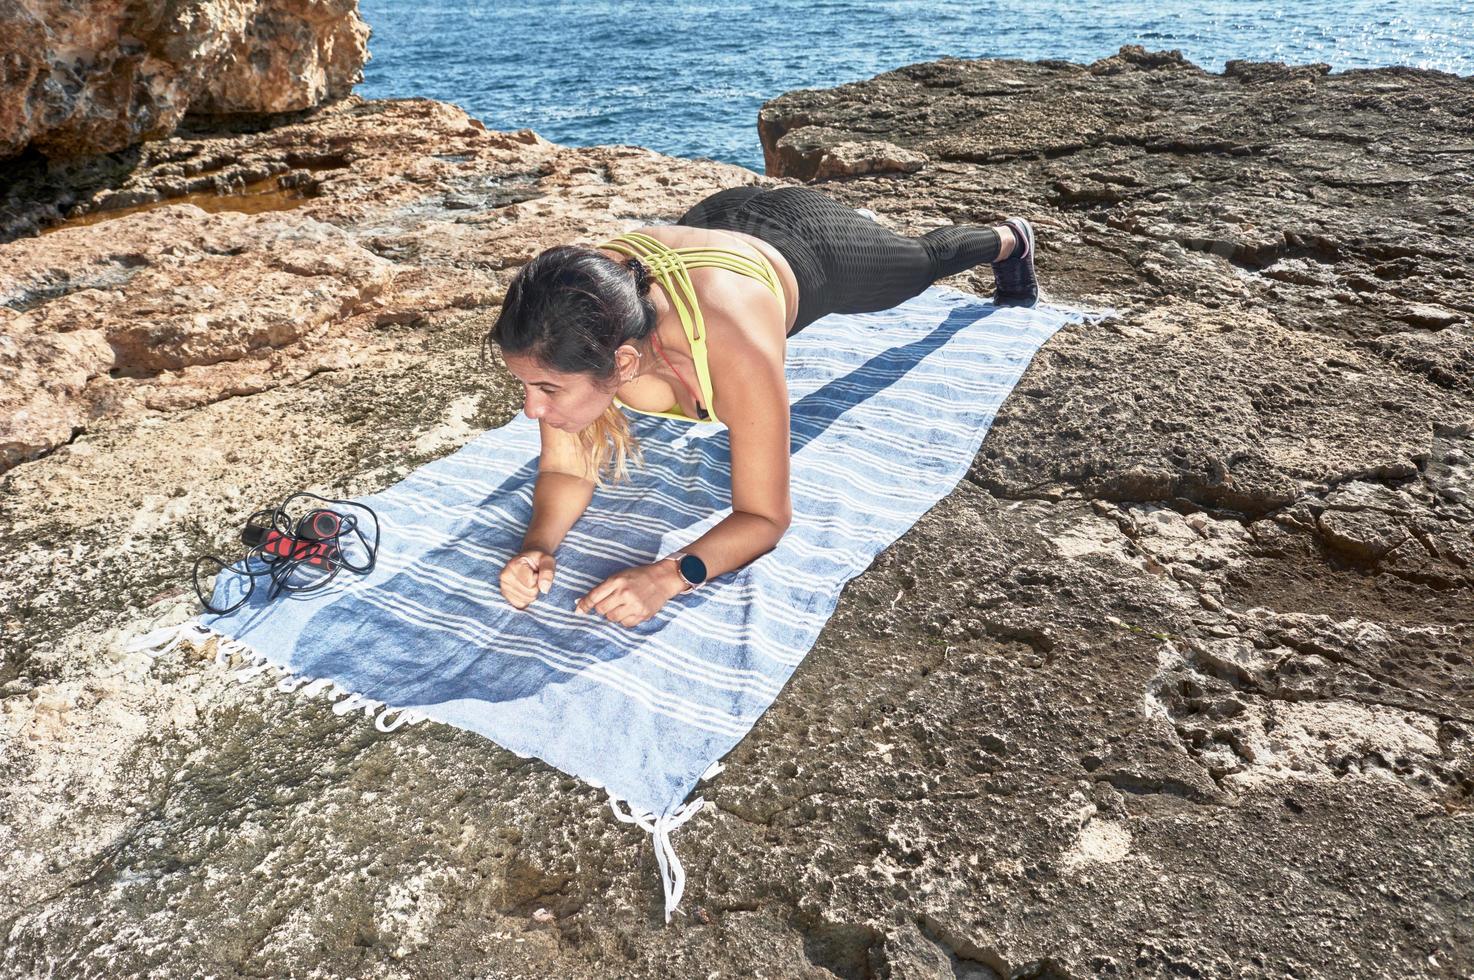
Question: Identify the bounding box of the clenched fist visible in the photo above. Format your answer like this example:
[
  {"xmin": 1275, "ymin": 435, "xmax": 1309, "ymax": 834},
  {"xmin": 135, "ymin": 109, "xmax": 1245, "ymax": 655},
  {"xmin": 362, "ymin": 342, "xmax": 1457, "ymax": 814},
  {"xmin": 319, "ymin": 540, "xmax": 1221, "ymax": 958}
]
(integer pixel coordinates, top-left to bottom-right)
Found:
[{"xmin": 500, "ymin": 548, "xmax": 556, "ymax": 609}]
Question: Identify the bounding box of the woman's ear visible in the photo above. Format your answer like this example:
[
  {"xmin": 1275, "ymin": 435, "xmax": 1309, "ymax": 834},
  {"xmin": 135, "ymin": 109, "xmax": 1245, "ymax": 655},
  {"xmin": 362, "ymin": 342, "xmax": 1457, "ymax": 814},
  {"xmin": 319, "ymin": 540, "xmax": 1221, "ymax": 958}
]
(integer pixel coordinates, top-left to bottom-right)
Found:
[{"xmin": 613, "ymin": 343, "xmax": 643, "ymax": 383}]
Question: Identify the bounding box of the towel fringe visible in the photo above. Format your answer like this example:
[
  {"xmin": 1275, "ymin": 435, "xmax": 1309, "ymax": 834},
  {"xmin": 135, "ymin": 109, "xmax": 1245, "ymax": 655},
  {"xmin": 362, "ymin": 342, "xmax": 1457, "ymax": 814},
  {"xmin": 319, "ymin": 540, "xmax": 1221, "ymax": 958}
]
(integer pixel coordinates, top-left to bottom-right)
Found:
[
  {"xmin": 299, "ymin": 678, "xmax": 337, "ymax": 699},
  {"xmin": 374, "ymin": 705, "xmax": 426, "ymax": 732},
  {"xmin": 128, "ymin": 621, "xmax": 700, "ymax": 921},
  {"xmin": 331, "ymin": 692, "xmax": 383, "ymax": 717},
  {"xmin": 120, "ymin": 619, "xmax": 428, "ymax": 735},
  {"xmin": 232, "ymin": 658, "xmax": 274, "ymax": 683},
  {"xmin": 276, "ymin": 674, "xmax": 312, "ymax": 694},
  {"xmin": 123, "ymin": 621, "xmax": 210, "ymax": 658},
  {"xmin": 608, "ymin": 793, "xmax": 708, "ymax": 924}
]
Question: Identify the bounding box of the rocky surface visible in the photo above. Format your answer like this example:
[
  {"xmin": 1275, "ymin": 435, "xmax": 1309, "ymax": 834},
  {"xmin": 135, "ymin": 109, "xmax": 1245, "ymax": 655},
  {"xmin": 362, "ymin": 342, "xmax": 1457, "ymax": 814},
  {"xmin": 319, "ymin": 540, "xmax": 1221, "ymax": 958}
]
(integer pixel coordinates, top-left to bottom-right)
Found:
[
  {"xmin": 2, "ymin": 47, "xmax": 1472, "ymax": 978},
  {"xmin": 0, "ymin": 0, "xmax": 369, "ymax": 161}
]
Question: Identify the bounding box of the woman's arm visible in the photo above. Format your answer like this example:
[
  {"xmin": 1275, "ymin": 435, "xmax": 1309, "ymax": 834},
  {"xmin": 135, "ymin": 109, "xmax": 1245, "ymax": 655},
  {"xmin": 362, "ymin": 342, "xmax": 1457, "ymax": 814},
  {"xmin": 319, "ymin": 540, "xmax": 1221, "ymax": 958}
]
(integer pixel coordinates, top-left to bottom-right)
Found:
[
  {"xmin": 522, "ymin": 472, "xmax": 596, "ymax": 553},
  {"xmin": 503, "ymin": 422, "xmax": 595, "ymax": 610},
  {"xmin": 522, "ymin": 419, "xmax": 597, "ymax": 553},
  {"xmin": 575, "ymin": 293, "xmax": 793, "ymax": 625},
  {"xmin": 665, "ymin": 310, "xmax": 792, "ymax": 582}
]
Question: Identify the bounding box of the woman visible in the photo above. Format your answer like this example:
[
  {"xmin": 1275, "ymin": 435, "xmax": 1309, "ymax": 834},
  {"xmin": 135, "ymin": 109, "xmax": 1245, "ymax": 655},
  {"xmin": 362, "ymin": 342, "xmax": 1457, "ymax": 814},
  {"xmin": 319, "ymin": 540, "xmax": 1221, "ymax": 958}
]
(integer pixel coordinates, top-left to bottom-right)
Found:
[{"xmin": 486, "ymin": 184, "xmax": 1038, "ymax": 628}]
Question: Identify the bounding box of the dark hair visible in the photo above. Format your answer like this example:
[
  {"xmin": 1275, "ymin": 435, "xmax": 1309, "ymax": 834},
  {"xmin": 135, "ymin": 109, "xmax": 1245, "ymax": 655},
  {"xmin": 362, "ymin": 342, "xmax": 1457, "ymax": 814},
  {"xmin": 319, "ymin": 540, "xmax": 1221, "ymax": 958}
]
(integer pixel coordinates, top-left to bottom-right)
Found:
[
  {"xmin": 484, "ymin": 245, "xmax": 656, "ymax": 485},
  {"xmin": 487, "ymin": 245, "xmax": 655, "ymax": 371}
]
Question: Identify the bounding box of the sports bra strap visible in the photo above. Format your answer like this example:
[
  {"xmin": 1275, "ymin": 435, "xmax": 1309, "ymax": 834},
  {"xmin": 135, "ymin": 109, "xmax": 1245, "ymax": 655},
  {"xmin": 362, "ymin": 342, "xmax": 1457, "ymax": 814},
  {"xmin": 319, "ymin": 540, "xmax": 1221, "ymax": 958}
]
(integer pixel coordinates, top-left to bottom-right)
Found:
[
  {"xmin": 596, "ymin": 230, "xmax": 786, "ymax": 427},
  {"xmin": 599, "ymin": 231, "xmax": 721, "ymax": 424}
]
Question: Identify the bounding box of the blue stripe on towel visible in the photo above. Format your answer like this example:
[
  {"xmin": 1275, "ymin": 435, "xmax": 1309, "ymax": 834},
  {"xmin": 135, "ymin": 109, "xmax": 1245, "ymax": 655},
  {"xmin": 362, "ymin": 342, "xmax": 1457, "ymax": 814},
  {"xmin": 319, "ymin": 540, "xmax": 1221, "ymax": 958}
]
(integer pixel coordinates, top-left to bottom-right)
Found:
[{"xmin": 196, "ymin": 284, "xmax": 1090, "ymax": 916}]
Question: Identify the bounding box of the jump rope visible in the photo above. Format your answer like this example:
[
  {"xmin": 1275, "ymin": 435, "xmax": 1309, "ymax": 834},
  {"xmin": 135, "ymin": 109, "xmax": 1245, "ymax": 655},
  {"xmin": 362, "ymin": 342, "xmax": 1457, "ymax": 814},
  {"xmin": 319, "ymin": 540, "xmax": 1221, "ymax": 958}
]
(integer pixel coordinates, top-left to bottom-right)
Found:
[{"xmin": 192, "ymin": 491, "xmax": 380, "ymax": 615}]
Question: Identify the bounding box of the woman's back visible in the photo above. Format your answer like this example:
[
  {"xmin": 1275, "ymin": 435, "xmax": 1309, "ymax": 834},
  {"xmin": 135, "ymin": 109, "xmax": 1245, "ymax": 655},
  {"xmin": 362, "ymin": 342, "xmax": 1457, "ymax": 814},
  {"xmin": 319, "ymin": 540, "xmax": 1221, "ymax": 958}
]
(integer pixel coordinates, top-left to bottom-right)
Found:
[{"xmin": 599, "ymin": 225, "xmax": 800, "ymax": 337}]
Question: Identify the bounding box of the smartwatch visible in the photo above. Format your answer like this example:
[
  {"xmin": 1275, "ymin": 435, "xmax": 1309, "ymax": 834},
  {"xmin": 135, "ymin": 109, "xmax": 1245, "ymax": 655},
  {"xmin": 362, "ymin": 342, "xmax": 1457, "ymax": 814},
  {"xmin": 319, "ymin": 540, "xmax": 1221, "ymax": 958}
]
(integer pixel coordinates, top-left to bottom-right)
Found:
[{"xmin": 664, "ymin": 550, "xmax": 707, "ymax": 594}]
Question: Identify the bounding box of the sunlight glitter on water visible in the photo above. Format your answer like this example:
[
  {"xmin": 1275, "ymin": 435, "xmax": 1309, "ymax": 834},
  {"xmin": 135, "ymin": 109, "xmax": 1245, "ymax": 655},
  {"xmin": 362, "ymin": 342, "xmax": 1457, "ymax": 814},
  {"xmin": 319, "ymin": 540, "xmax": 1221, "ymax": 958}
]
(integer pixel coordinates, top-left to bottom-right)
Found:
[{"xmin": 358, "ymin": 0, "xmax": 1474, "ymax": 173}]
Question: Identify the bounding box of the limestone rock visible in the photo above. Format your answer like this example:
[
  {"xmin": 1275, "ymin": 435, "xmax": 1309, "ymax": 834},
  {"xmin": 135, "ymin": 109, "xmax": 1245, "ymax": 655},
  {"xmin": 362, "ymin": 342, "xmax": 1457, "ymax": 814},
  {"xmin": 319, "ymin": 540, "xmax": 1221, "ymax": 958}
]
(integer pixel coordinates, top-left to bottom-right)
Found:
[
  {"xmin": 768, "ymin": 126, "xmax": 928, "ymax": 181},
  {"xmin": 0, "ymin": 0, "xmax": 369, "ymax": 161},
  {"xmin": 814, "ymin": 138, "xmax": 926, "ymax": 180},
  {"xmin": 0, "ymin": 310, "xmax": 113, "ymax": 470},
  {"xmin": 192, "ymin": 0, "xmax": 370, "ymax": 116},
  {"xmin": 1315, "ymin": 507, "xmax": 1408, "ymax": 560},
  {"xmin": 0, "ymin": 96, "xmax": 759, "ymax": 468}
]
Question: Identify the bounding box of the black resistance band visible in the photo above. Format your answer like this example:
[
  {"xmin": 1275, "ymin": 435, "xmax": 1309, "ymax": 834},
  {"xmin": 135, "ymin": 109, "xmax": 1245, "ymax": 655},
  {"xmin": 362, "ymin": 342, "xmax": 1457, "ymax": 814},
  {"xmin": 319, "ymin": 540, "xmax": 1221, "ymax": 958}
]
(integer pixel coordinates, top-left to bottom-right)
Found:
[{"xmin": 192, "ymin": 492, "xmax": 380, "ymax": 615}]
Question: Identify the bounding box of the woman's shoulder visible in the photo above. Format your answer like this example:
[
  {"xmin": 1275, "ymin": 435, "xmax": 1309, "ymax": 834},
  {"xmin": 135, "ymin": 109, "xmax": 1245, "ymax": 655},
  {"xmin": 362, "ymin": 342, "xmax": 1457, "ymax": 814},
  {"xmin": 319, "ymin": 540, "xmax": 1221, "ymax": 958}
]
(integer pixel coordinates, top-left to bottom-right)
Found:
[
  {"xmin": 620, "ymin": 224, "xmax": 724, "ymax": 249},
  {"xmin": 607, "ymin": 225, "xmax": 788, "ymax": 353},
  {"xmin": 701, "ymin": 284, "xmax": 787, "ymax": 376}
]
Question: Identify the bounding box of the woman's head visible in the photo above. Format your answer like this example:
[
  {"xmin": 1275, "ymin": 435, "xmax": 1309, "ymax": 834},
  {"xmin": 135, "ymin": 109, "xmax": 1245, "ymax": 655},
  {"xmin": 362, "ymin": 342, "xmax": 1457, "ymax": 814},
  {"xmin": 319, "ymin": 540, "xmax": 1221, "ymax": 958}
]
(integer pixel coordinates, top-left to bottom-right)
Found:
[{"xmin": 485, "ymin": 244, "xmax": 656, "ymax": 484}]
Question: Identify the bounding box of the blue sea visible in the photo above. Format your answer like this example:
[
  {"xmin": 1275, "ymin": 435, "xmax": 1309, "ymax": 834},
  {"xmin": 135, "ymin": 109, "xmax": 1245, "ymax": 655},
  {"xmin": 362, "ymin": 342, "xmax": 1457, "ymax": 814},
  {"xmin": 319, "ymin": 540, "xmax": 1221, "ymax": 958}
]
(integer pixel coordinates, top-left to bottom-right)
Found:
[{"xmin": 358, "ymin": 0, "xmax": 1474, "ymax": 174}]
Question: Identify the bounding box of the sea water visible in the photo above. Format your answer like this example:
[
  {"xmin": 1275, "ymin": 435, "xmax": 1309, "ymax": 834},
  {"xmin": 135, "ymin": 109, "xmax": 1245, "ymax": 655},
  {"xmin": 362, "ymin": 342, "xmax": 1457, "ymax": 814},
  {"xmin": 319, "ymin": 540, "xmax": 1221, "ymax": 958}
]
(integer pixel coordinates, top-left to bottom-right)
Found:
[{"xmin": 359, "ymin": 0, "xmax": 1474, "ymax": 174}]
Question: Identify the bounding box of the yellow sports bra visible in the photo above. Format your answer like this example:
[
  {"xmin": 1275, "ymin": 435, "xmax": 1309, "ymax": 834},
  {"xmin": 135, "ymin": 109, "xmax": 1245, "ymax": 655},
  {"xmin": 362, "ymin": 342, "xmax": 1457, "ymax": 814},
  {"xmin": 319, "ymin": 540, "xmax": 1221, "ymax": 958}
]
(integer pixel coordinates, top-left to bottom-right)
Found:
[{"xmin": 596, "ymin": 230, "xmax": 786, "ymax": 425}]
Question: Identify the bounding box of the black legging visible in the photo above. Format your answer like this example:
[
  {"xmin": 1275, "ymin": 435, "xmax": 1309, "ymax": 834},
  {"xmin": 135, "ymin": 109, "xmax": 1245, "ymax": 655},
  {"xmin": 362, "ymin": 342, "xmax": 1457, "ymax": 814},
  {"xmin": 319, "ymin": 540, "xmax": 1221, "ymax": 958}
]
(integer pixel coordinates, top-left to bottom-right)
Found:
[{"xmin": 675, "ymin": 185, "xmax": 1001, "ymax": 336}]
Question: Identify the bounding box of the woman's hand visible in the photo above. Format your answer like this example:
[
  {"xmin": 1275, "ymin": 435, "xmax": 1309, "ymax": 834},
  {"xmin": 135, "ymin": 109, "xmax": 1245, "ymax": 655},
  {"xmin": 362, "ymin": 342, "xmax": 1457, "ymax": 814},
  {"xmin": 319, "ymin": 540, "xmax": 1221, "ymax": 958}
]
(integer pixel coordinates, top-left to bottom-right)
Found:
[
  {"xmin": 575, "ymin": 561, "xmax": 684, "ymax": 628},
  {"xmin": 501, "ymin": 548, "xmax": 556, "ymax": 609}
]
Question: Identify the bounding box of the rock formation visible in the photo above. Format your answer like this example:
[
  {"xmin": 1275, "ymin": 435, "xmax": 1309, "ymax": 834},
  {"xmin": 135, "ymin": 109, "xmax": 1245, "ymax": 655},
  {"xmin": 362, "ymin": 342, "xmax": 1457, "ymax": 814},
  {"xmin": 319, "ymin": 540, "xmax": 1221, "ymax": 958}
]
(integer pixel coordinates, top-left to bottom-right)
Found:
[
  {"xmin": 0, "ymin": 0, "xmax": 369, "ymax": 161},
  {"xmin": 1, "ymin": 47, "xmax": 1471, "ymax": 978}
]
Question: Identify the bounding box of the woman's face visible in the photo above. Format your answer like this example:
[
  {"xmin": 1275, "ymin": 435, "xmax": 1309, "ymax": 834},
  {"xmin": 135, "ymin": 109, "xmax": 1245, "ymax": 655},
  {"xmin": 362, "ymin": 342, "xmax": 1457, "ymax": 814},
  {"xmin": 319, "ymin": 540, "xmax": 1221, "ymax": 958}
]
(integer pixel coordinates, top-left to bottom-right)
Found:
[{"xmin": 501, "ymin": 353, "xmax": 615, "ymax": 432}]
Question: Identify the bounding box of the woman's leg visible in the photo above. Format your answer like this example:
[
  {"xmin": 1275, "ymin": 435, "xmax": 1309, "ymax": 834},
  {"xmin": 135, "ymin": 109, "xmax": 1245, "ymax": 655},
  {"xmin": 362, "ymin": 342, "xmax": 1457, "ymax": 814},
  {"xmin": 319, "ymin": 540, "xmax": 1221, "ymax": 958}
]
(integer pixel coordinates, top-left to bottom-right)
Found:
[
  {"xmin": 821, "ymin": 221, "xmax": 1007, "ymax": 312},
  {"xmin": 725, "ymin": 186, "xmax": 1036, "ymax": 334}
]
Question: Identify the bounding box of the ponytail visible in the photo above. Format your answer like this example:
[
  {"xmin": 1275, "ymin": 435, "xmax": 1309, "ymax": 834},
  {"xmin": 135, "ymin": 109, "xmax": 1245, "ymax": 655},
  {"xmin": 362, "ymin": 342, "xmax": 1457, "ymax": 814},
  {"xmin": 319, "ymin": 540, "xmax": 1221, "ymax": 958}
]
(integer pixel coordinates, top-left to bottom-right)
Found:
[{"xmin": 576, "ymin": 401, "xmax": 644, "ymax": 488}]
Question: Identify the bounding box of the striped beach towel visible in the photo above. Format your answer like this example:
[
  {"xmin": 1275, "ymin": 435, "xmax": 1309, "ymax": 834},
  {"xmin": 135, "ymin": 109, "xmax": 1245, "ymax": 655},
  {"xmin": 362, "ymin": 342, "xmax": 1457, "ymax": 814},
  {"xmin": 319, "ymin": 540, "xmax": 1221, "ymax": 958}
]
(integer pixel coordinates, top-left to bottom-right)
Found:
[{"xmin": 133, "ymin": 284, "xmax": 1089, "ymax": 921}]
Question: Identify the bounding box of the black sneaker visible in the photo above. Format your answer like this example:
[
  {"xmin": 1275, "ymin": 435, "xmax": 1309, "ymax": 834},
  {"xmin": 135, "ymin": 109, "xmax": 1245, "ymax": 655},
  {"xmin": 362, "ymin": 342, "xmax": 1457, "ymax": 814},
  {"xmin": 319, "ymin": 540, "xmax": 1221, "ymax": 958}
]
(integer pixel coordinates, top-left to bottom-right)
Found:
[{"xmin": 991, "ymin": 217, "xmax": 1038, "ymax": 307}]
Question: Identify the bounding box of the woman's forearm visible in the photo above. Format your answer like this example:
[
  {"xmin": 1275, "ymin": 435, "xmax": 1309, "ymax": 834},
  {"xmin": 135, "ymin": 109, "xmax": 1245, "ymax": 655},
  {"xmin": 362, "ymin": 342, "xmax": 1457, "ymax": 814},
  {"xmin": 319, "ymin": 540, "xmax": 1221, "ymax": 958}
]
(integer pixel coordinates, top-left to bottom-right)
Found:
[
  {"xmin": 521, "ymin": 471, "xmax": 595, "ymax": 553},
  {"xmin": 670, "ymin": 510, "xmax": 789, "ymax": 584}
]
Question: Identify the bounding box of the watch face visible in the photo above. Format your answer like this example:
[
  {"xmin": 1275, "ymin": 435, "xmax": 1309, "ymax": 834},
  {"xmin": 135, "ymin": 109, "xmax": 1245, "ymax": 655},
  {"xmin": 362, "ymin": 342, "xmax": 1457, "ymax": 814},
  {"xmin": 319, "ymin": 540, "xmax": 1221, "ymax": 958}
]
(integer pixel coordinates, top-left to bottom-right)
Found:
[{"xmin": 678, "ymin": 553, "xmax": 707, "ymax": 585}]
